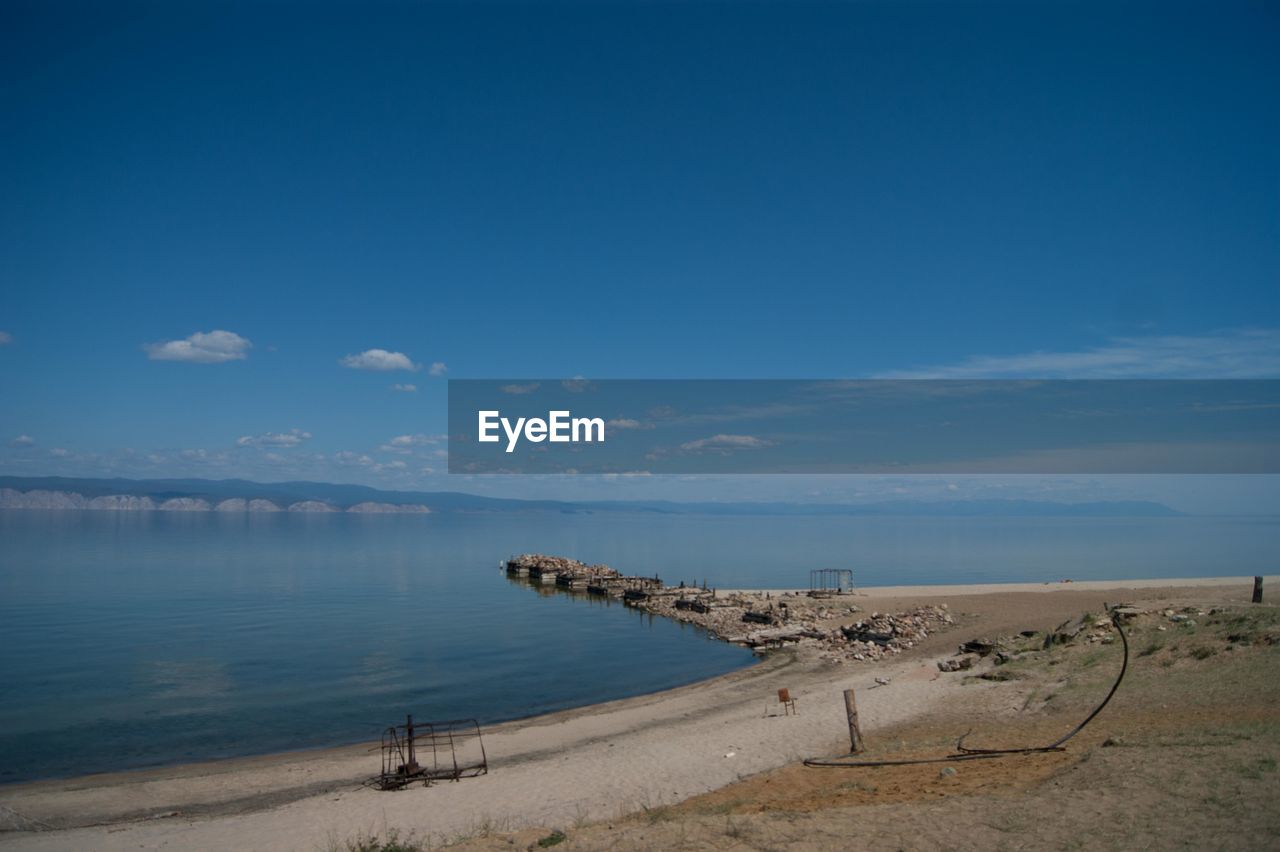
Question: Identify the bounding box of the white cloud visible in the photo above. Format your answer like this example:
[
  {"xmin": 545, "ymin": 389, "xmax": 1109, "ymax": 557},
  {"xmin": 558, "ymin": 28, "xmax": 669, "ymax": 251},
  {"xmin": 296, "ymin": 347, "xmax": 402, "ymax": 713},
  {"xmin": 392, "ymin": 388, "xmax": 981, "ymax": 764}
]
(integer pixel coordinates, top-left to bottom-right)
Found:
[
  {"xmin": 500, "ymin": 382, "xmax": 540, "ymax": 394},
  {"xmin": 0, "ymin": 331, "xmax": 12, "ymax": 345},
  {"xmin": 49, "ymin": 447, "xmax": 71, "ymax": 457},
  {"xmin": 236, "ymin": 428, "xmax": 311, "ymax": 448},
  {"xmin": 340, "ymin": 349, "xmax": 421, "ymax": 372},
  {"xmin": 606, "ymin": 418, "xmax": 653, "ymax": 430},
  {"xmin": 10, "ymin": 434, "xmax": 34, "ymax": 447},
  {"xmin": 880, "ymin": 328, "xmax": 1280, "ymax": 379},
  {"xmin": 379, "ymin": 433, "xmax": 445, "ymax": 453},
  {"xmin": 428, "ymin": 362, "xmax": 447, "ymax": 376},
  {"xmin": 562, "ymin": 376, "xmax": 594, "ymax": 393},
  {"xmin": 391, "ymin": 383, "xmax": 418, "ymax": 393},
  {"xmin": 144, "ymin": 330, "xmax": 252, "ymax": 363},
  {"xmin": 679, "ymin": 434, "xmax": 773, "ymax": 452},
  {"xmin": 374, "ymin": 459, "xmax": 408, "ymax": 474},
  {"xmin": 334, "ymin": 451, "xmax": 375, "ymax": 466},
  {"xmin": 178, "ymin": 448, "xmax": 230, "ymax": 465}
]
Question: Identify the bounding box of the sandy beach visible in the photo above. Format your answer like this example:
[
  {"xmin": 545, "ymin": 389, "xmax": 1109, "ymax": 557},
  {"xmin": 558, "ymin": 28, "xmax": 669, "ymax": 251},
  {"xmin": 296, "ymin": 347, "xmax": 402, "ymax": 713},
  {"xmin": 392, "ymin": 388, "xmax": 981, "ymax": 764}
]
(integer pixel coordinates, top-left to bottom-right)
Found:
[{"xmin": 1, "ymin": 576, "xmax": 1272, "ymax": 851}]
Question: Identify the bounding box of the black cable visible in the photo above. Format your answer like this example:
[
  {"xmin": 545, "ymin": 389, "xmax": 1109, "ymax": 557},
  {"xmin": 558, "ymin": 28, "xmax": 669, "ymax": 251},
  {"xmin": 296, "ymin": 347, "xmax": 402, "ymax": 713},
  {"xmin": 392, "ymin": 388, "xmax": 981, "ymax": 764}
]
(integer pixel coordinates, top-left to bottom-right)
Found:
[{"xmin": 804, "ymin": 610, "xmax": 1128, "ymax": 769}]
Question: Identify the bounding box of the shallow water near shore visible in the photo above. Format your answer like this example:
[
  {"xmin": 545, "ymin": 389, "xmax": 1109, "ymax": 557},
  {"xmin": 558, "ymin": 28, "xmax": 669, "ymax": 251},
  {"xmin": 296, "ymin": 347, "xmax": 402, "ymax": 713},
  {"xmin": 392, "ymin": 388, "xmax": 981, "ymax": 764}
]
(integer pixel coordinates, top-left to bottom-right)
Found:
[{"xmin": 1, "ymin": 509, "xmax": 1276, "ymax": 784}]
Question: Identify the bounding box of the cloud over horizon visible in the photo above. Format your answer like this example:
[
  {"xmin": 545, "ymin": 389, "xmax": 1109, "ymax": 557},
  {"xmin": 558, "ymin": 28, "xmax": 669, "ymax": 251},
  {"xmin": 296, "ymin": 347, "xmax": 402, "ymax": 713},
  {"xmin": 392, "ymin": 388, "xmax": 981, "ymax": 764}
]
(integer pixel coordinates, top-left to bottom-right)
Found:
[
  {"xmin": 340, "ymin": 349, "xmax": 421, "ymax": 372},
  {"xmin": 379, "ymin": 433, "xmax": 445, "ymax": 454},
  {"xmin": 880, "ymin": 328, "xmax": 1280, "ymax": 379},
  {"xmin": 235, "ymin": 428, "xmax": 312, "ymax": 448},
  {"xmin": 680, "ymin": 434, "xmax": 772, "ymax": 452},
  {"xmin": 144, "ymin": 330, "xmax": 252, "ymax": 363}
]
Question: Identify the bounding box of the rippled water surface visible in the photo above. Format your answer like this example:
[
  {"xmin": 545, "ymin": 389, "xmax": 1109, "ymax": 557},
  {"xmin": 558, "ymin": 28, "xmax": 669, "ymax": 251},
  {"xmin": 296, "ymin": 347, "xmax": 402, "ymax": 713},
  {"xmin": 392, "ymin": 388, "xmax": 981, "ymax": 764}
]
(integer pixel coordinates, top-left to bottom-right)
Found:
[{"xmin": 1, "ymin": 509, "xmax": 1275, "ymax": 783}]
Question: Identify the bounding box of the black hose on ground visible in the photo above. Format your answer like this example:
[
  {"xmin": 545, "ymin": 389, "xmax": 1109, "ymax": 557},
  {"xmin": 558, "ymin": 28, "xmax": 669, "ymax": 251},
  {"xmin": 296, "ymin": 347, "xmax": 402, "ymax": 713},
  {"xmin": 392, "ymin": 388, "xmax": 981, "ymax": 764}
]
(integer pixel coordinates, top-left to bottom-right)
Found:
[{"xmin": 803, "ymin": 609, "xmax": 1129, "ymax": 769}]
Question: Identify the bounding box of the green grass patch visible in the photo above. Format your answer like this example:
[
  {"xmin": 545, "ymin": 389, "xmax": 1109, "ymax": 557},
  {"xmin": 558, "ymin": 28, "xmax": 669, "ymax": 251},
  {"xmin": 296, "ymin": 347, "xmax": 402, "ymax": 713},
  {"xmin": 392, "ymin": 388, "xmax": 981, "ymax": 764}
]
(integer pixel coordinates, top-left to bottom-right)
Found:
[
  {"xmin": 328, "ymin": 829, "xmax": 425, "ymax": 852},
  {"xmin": 537, "ymin": 830, "xmax": 567, "ymax": 848}
]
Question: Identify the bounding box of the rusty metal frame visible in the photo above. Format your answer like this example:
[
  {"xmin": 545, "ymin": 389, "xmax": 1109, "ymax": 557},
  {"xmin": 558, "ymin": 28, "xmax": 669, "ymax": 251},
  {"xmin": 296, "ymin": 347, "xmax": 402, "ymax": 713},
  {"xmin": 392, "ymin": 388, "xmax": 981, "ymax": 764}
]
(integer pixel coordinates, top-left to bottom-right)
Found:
[{"xmin": 372, "ymin": 715, "xmax": 489, "ymax": 790}]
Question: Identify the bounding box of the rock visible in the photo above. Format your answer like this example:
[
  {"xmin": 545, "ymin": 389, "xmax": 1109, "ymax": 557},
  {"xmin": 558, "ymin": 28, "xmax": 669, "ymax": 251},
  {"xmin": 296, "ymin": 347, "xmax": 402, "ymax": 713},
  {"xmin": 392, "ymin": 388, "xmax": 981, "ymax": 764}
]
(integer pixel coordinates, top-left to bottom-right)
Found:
[
  {"xmin": 346, "ymin": 502, "xmax": 431, "ymax": 513},
  {"xmin": 158, "ymin": 497, "xmax": 211, "ymax": 511},
  {"xmin": 937, "ymin": 655, "xmax": 975, "ymax": 672},
  {"xmin": 88, "ymin": 495, "xmax": 155, "ymax": 510},
  {"xmin": 939, "ymin": 766, "xmax": 958, "ymax": 778},
  {"xmin": 0, "ymin": 488, "xmax": 89, "ymax": 509},
  {"xmin": 959, "ymin": 639, "xmax": 996, "ymax": 657},
  {"xmin": 1102, "ymin": 736, "xmax": 1124, "ymax": 747},
  {"xmin": 287, "ymin": 501, "xmax": 339, "ymax": 512}
]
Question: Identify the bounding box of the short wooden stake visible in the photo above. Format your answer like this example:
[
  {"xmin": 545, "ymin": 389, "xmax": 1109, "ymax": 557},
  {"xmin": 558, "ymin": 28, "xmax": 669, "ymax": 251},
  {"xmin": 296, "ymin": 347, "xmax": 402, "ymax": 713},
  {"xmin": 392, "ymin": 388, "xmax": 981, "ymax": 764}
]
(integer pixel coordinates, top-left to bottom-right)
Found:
[
  {"xmin": 1253, "ymin": 576, "xmax": 1264, "ymax": 604},
  {"xmin": 843, "ymin": 688, "xmax": 864, "ymax": 754}
]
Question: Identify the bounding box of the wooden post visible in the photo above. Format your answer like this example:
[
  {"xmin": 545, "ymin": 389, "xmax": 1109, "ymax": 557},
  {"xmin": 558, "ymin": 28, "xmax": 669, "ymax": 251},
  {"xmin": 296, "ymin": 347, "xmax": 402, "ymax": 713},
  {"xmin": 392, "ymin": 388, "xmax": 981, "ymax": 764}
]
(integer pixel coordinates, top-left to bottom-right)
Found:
[
  {"xmin": 1253, "ymin": 576, "xmax": 1264, "ymax": 604},
  {"xmin": 843, "ymin": 688, "xmax": 864, "ymax": 754}
]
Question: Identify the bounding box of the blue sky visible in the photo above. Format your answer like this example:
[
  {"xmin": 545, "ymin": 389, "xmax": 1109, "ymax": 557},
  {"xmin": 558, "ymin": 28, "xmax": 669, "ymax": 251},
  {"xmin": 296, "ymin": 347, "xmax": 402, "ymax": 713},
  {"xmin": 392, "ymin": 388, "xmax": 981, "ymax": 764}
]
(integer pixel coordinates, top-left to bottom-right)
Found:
[{"xmin": 1, "ymin": 1, "xmax": 1277, "ymax": 507}]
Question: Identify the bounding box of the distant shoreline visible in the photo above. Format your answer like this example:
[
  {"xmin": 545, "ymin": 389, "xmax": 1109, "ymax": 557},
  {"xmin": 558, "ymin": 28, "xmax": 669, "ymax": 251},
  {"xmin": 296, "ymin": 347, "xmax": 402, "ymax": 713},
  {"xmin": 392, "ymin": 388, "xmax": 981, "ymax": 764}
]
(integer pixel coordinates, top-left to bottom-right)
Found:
[
  {"xmin": 719, "ymin": 574, "xmax": 1277, "ymax": 598},
  {"xmin": 0, "ymin": 475, "xmax": 1189, "ymax": 517},
  {"xmin": 0, "ymin": 488, "xmax": 430, "ymax": 514}
]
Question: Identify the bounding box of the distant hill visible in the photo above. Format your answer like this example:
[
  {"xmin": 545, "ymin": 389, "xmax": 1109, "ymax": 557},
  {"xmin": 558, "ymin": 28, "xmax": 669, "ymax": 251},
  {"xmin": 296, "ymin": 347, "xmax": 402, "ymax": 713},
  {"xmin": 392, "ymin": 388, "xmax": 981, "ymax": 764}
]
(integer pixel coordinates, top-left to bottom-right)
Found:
[
  {"xmin": 580, "ymin": 498, "xmax": 1183, "ymax": 517},
  {"xmin": 0, "ymin": 475, "xmax": 1182, "ymax": 517}
]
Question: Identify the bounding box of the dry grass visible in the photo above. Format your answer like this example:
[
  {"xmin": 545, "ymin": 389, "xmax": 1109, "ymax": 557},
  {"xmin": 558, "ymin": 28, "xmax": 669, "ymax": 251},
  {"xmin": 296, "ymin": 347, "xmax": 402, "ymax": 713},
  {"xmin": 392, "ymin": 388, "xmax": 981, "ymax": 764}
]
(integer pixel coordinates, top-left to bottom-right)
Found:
[{"xmin": 448, "ymin": 602, "xmax": 1280, "ymax": 851}]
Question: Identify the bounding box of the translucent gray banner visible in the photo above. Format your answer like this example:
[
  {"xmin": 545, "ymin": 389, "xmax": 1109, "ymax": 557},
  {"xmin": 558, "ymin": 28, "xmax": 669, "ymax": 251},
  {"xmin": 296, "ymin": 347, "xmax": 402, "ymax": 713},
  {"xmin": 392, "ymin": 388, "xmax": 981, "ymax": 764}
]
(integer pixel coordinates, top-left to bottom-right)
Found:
[{"xmin": 447, "ymin": 379, "xmax": 1280, "ymax": 474}]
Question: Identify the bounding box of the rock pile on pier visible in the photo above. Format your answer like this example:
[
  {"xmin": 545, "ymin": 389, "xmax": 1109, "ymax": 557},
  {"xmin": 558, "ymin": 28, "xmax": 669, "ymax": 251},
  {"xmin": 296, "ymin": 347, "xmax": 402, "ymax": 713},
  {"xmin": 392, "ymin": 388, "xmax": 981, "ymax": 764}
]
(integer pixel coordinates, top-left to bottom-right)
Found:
[
  {"xmin": 506, "ymin": 554, "xmax": 618, "ymax": 579},
  {"xmin": 506, "ymin": 554, "xmax": 958, "ymax": 665},
  {"xmin": 638, "ymin": 591, "xmax": 954, "ymax": 663}
]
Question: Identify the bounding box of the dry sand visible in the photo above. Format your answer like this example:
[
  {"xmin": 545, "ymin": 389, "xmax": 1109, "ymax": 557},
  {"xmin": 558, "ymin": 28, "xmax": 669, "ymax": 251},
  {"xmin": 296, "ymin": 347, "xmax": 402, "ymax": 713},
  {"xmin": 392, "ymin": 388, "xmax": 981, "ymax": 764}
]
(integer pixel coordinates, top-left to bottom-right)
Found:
[{"xmin": 0, "ymin": 576, "xmax": 1271, "ymax": 851}]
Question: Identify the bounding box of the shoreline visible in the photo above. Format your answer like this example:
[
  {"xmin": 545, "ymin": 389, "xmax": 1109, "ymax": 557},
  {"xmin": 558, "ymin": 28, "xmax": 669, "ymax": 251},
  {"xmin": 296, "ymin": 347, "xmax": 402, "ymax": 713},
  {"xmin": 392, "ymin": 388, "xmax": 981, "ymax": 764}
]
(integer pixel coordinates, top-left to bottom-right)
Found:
[
  {"xmin": 4, "ymin": 575, "xmax": 1270, "ymax": 793},
  {"xmin": 1, "ymin": 576, "xmax": 1270, "ymax": 850},
  {"xmin": 0, "ymin": 650, "xmax": 787, "ymax": 797},
  {"xmin": 10, "ymin": 575, "xmax": 1266, "ymax": 792},
  {"xmin": 719, "ymin": 573, "xmax": 1275, "ymax": 598}
]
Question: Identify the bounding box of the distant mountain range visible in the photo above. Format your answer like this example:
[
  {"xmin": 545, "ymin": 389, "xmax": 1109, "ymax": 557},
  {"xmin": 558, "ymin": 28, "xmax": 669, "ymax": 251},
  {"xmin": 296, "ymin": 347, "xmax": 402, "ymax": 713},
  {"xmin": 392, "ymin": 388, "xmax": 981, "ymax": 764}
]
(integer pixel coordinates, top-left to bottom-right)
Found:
[{"xmin": 0, "ymin": 475, "xmax": 1182, "ymax": 517}]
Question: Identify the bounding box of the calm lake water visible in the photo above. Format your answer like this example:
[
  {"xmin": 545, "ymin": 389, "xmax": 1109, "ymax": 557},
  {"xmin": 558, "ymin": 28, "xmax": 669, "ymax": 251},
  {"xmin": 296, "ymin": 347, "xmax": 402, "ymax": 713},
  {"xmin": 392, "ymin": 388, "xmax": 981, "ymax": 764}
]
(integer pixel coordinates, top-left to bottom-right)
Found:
[{"xmin": 1, "ymin": 509, "xmax": 1276, "ymax": 784}]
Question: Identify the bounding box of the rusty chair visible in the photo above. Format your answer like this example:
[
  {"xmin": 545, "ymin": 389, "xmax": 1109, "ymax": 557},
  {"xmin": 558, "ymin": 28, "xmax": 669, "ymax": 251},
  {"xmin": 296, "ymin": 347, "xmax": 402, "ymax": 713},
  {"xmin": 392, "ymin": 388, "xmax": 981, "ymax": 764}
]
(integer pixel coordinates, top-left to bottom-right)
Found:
[{"xmin": 766, "ymin": 687, "xmax": 797, "ymax": 717}]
